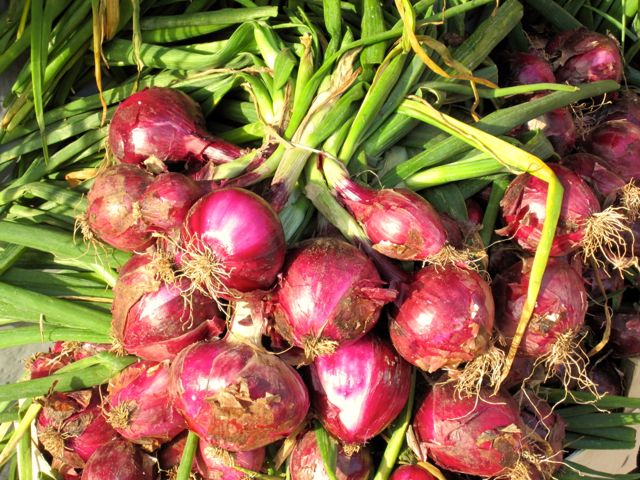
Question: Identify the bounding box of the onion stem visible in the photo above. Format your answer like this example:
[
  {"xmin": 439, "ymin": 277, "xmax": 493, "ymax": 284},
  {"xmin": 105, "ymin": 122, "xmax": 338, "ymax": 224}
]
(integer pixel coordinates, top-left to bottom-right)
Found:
[{"xmin": 176, "ymin": 431, "xmax": 198, "ymax": 480}]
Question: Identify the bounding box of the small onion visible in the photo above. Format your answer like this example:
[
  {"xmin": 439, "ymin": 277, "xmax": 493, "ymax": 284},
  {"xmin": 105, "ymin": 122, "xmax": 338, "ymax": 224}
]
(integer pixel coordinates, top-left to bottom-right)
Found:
[
  {"xmin": 85, "ymin": 164, "xmax": 154, "ymax": 251},
  {"xmin": 390, "ymin": 264, "xmax": 494, "ymax": 372},
  {"xmin": 81, "ymin": 439, "xmax": 155, "ymax": 480},
  {"xmin": 106, "ymin": 361, "xmax": 186, "ymax": 449},
  {"xmin": 197, "ymin": 439, "xmax": 265, "ymax": 480},
  {"xmin": 609, "ymin": 312, "xmax": 640, "ymax": 357},
  {"xmin": 158, "ymin": 431, "xmax": 192, "ymax": 474},
  {"xmin": 389, "ymin": 465, "xmax": 437, "ymax": 480},
  {"xmin": 274, "ymin": 237, "xmax": 396, "ymax": 359},
  {"xmin": 602, "ymin": 92, "xmax": 640, "ymax": 126},
  {"xmin": 587, "ymin": 120, "xmax": 640, "ymax": 183},
  {"xmin": 507, "ymin": 52, "xmax": 556, "ymax": 87},
  {"xmin": 309, "ymin": 335, "xmax": 411, "ymax": 448},
  {"xmin": 112, "ymin": 253, "xmax": 224, "ymax": 362},
  {"xmin": 289, "ymin": 430, "xmax": 373, "ymax": 480},
  {"xmin": 108, "ymin": 87, "xmax": 243, "ymax": 168},
  {"xmin": 525, "ymin": 94, "xmax": 576, "ymax": 156}
]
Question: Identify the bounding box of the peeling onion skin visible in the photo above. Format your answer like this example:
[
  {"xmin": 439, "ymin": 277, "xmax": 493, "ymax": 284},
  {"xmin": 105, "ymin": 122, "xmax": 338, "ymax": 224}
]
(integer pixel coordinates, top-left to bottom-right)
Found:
[
  {"xmin": 309, "ymin": 335, "xmax": 411, "ymax": 446},
  {"xmin": 274, "ymin": 238, "xmax": 396, "ymax": 355},
  {"xmin": 180, "ymin": 188, "xmax": 286, "ymax": 293},
  {"xmin": 81, "ymin": 439, "xmax": 155, "ymax": 480},
  {"xmin": 108, "ymin": 87, "xmax": 243, "ymax": 167},
  {"xmin": 413, "ymin": 382, "xmax": 525, "ymax": 477},
  {"xmin": 112, "ymin": 253, "xmax": 224, "ymax": 362},
  {"xmin": 493, "ymin": 257, "xmax": 588, "ymax": 358},
  {"xmin": 86, "ymin": 164, "xmax": 154, "ymax": 252},
  {"xmin": 587, "ymin": 120, "xmax": 640, "ymax": 183},
  {"xmin": 169, "ymin": 340, "xmax": 310, "ymax": 451},
  {"xmin": 389, "ymin": 465, "xmax": 437, "ymax": 480},
  {"xmin": 106, "ymin": 361, "xmax": 186, "ymax": 449},
  {"xmin": 498, "ymin": 164, "xmax": 600, "ymax": 256},
  {"xmin": 290, "ymin": 430, "xmax": 373, "ymax": 480},
  {"xmin": 390, "ymin": 265, "xmax": 494, "ymax": 372},
  {"xmin": 197, "ymin": 439, "xmax": 265, "ymax": 480}
]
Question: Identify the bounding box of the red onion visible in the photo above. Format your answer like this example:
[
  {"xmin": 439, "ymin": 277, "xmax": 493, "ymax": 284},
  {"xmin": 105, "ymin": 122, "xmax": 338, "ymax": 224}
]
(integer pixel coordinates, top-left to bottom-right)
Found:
[
  {"xmin": 273, "ymin": 237, "xmax": 396, "ymax": 359},
  {"xmin": 85, "ymin": 164, "xmax": 154, "ymax": 251},
  {"xmin": 158, "ymin": 431, "xmax": 192, "ymax": 474},
  {"xmin": 322, "ymin": 158, "xmax": 446, "ymax": 261},
  {"xmin": 197, "ymin": 439, "xmax": 265, "ymax": 480},
  {"xmin": 112, "ymin": 253, "xmax": 224, "ymax": 362},
  {"xmin": 106, "ymin": 361, "xmax": 186, "ymax": 449},
  {"xmin": 609, "ymin": 312, "xmax": 640, "ymax": 357},
  {"xmin": 81, "ymin": 439, "xmax": 155, "ymax": 480},
  {"xmin": 465, "ymin": 199, "xmax": 484, "ymax": 225},
  {"xmin": 413, "ymin": 382, "xmax": 528, "ymax": 477},
  {"xmin": 169, "ymin": 301, "xmax": 310, "ymax": 451},
  {"xmin": 498, "ymin": 164, "xmax": 600, "ymax": 256},
  {"xmin": 561, "ymin": 153, "xmax": 626, "ymax": 201},
  {"xmin": 602, "ymin": 92, "xmax": 640, "ymax": 126},
  {"xmin": 588, "ymin": 360, "xmax": 624, "ymax": 396},
  {"xmin": 108, "ymin": 87, "xmax": 243, "ymax": 168},
  {"xmin": 37, "ymin": 390, "xmax": 119, "ymax": 469},
  {"xmin": 587, "ymin": 120, "xmax": 640, "ymax": 183},
  {"xmin": 526, "ymin": 94, "xmax": 577, "ymax": 156},
  {"xmin": 289, "ymin": 430, "xmax": 373, "ymax": 480},
  {"xmin": 179, "ymin": 188, "xmax": 286, "ymax": 295},
  {"xmin": 389, "ymin": 465, "xmax": 437, "ymax": 480},
  {"xmin": 309, "ymin": 335, "xmax": 411, "ymax": 449},
  {"xmin": 140, "ymin": 172, "xmax": 205, "ymax": 232},
  {"xmin": 493, "ymin": 257, "xmax": 587, "ymax": 358},
  {"xmin": 507, "ymin": 52, "xmax": 556, "ymax": 87},
  {"xmin": 546, "ymin": 29, "xmax": 623, "ymax": 85},
  {"xmin": 390, "ymin": 265, "xmax": 494, "ymax": 372}
]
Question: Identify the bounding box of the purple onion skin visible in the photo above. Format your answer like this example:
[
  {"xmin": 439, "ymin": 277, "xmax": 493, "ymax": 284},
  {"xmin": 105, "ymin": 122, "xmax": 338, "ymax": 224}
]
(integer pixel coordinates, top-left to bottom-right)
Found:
[
  {"xmin": 169, "ymin": 340, "xmax": 310, "ymax": 451},
  {"xmin": 81, "ymin": 439, "xmax": 155, "ymax": 480},
  {"xmin": 389, "ymin": 465, "xmax": 437, "ymax": 480},
  {"xmin": 290, "ymin": 430, "xmax": 373, "ymax": 480},
  {"xmin": 108, "ymin": 87, "xmax": 243, "ymax": 167},
  {"xmin": 589, "ymin": 361, "xmax": 624, "ymax": 396},
  {"xmin": 140, "ymin": 172, "xmax": 204, "ymax": 232},
  {"xmin": 609, "ymin": 313, "xmax": 640, "ymax": 357},
  {"xmin": 602, "ymin": 92, "xmax": 640, "ymax": 126},
  {"xmin": 494, "ymin": 258, "xmax": 588, "ymax": 357},
  {"xmin": 197, "ymin": 439, "xmax": 265, "ymax": 480},
  {"xmin": 334, "ymin": 179, "xmax": 447, "ymax": 261},
  {"xmin": 310, "ymin": 335, "xmax": 411, "ymax": 446},
  {"xmin": 274, "ymin": 238, "xmax": 396, "ymax": 355},
  {"xmin": 499, "ymin": 164, "xmax": 600, "ymax": 256},
  {"xmin": 112, "ymin": 253, "xmax": 224, "ymax": 362},
  {"xmin": 526, "ymin": 94, "xmax": 576, "ymax": 156},
  {"xmin": 86, "ymin": 164, "xmax": 154, "ymax": 252},
  {"xmin": 181, "ymin": 188, "xmax": 286, "ymax": 293},
  {"xmin": 390, "ymin": 265, "xmax": 494, "ymax": 372},
  {"xmin": 106, "ymin": 361, "xmax": 186, "ymax": 449},
  {"xmin": 413, "ymin": 382, "xmax": 525, "ymax": 477},
  {"xmin": 546, "ymin": 29, "xmax": 623, "ymax": 85},
  {"xmin": 588, "ymin": 120, "xmax": 640, "ymax": 183},
  {"xmin": 517, "ymin": 393, "xmax": 565, "ymax": 464},
  {"xmin": 508, "ymin": 52, "xmax": 556, "ymax": 87},
  {"xmin": 561, "ymin": 153, "xmax": 626, "ymax": 201},
  {"xmin": 158, "ymin": 431, "xmax": 191, "ymax": 472}
]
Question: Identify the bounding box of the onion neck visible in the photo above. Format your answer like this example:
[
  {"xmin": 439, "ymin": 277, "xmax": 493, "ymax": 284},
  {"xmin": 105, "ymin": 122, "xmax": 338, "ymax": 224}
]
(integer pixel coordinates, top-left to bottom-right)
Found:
[
  {"xmin": 227, "ymin": 300, "xmax": 264, "ymax": 347},
  {"xmin": 186, "ymin": 133, "xmax": 244, "ymax": 165},
  {"xmin": 322, "ymin": 156, "xmax": 373, "ymax": 204}
]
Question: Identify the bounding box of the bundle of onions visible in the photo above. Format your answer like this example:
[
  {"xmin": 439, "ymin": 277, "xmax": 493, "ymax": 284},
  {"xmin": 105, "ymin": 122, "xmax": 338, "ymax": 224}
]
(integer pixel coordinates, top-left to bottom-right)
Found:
[
  {"xmin": 413, "ymin": 382, "xmax": 547, "ymax": 479},
  {"xmin": 309, "ymin": 335, "xmax": 411, "ymax": 452},
  {"xmin": 498, "ymin": 163, "xmax": 633, "ymax": 270},
  {"xmin": 493, "ymin": 257, "xmax": 591, "ymax": 389},
  {"xmin": 169, "ymin": 300, "xmax": 309, "ymax": 451},
  {"xmin": 321, "ymin": 156, "xmax": 447, "ymax": 261},
  {"xmin": 289, "ymin": 430, "xmax": 373, "ymax": 480},
  {"xmin": 273, "ymin": 237, "xmax": 396, "ymax": 360},
  {"xmin": 389, "ymin": 264, "xmax": 494, "ymax": 372},
  {"xmin": 81, "ymin": 439, "xmax": 155, "ymax": 479},
  {"xmin": 106, "ymin": 361, "xmax": 187, "ymax": 450},
  {"xmin": 178, "ymin": 187, "xmax": 286, "ymax": 297},
  {"xmin": 108, "ymin": 87, "xmax": 244, "ymax": 169},
  {"xmin": 196, "ymin": 438, "xmax": 265, "ymax": 480},
  {"xmin": 111, "ymin": 252, "xmax": 224, "ymax": 362},
  {"xmin": 84, "ymin": 164, "xmax": 154, "ymax": 252}
]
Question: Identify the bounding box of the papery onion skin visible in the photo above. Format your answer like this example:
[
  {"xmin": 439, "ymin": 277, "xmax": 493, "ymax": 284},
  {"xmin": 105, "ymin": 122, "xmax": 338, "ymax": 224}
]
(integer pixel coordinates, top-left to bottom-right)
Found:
[
  {"xmin": 390, "ymin": 265, "xmax": 494, "ymax": 372},
  {"xmin": 493, "ymin": 257, "xmax": 588, "ymax": 357},
  {"xmin": 389, "ymin": 465, "xmax": 437, "ymax": 480},
  {"xmin": 86, "ymin": 164, "xmax": 154, "ymax": 251},
  {"xmin": 602, "ymin": 92, "xmax": 640, "ymax": 126},
  {"xmin": 587, "ymin": 120, "xmax": 640, "ymax": 183},
  {"xmin": 180, "ymin": 188, "xmax": 286, "ymax": 293},
  {"xmin": 546, "ymin": 29, "xmax": 623, "ymax": 85},
  {"xmin": 274, "ymin": 238, "xmax": 396, "ymax": 356},
  {"xmin": 106, "ymin": 361, "xmax": 186, "ymax": 449},
  {"xmin": 169, "ymin": 340, "xmax": 310, "ymax": 451},
  {"xmin": 112, "ymin": 253, "xmax": 224, "ymax": 362},
  {"xmin": 81, "ymin": 439, "xmax": 155, "ymax": 480},
  {"xmin": 498, "ymin": 164, "xmax": 600, "ymax": 256},
  {"xmin": 309, "ymin": 335, "xmax": 411, "ymax": 446},
  {"xmin": 290, "ymin": 430, "xmax": 373, "ymax": 480},
  {"xmin": 413, "ymin": 382, "xmax": 525, "ymax": 477},
  {"xmin": 561, "ymin": 153, "xmax": 626, "ymax": 200},
  {"xmin": 108, "ymin": 87, "xmax": 243, "ymax": 167},
  {"xmin": 140, "ymin": 172, "xmax": 204, "ymax": 232},
  {"xmin": 197, "ymin": 438, "xmax": 265, "ymax": 480}
]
